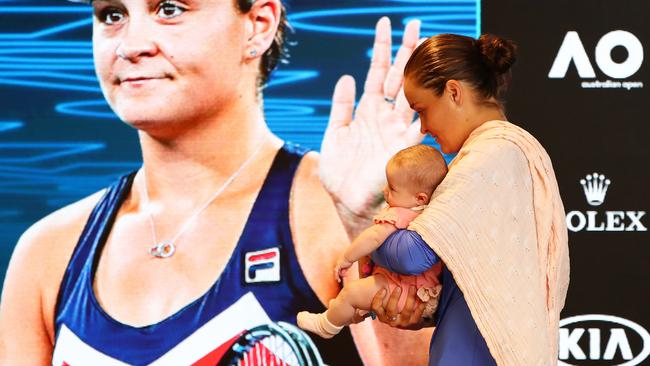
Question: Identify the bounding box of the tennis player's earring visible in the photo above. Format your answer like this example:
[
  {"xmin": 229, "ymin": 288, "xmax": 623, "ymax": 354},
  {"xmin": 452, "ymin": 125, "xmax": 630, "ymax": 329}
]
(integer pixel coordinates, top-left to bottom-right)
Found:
[
  {"xmin": 297, "ymin": 311, "xmax": 343, "ymax": 339},
  {"xmin": 249, "ymin": 49, "xmax": 258, "ymax": 57}
]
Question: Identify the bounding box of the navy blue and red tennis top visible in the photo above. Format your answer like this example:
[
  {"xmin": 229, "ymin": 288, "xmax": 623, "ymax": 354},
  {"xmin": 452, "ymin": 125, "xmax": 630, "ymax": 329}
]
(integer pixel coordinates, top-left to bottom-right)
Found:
[{"xmin": 52, "ymin": 143, "xmax": 362, "ymax": 365}]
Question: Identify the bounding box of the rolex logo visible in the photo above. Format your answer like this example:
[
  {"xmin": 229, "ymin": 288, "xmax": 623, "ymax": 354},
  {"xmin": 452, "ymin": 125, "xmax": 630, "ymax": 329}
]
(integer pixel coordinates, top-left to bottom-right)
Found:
[
  {"xmin": 580, "ymin": 173, "xmax": 611, "ymax": 206},
  {"xmin": 566, "ymin": 172, "xmax": 647, "ymax": 232}
]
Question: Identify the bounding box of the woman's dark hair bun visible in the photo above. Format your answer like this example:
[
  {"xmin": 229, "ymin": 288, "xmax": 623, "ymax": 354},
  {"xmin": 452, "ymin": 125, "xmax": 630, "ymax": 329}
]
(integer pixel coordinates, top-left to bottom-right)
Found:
[{"xmin": 477, "ymin": 34, "xmax": 517, "ymax": 74}]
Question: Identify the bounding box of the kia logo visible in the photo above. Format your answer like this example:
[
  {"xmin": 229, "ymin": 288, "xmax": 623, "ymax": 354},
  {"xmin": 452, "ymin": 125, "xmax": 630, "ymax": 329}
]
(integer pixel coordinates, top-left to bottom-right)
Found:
[{"xmin": 559, "ymin": 314, "xmax": 650, "ymax": 366}]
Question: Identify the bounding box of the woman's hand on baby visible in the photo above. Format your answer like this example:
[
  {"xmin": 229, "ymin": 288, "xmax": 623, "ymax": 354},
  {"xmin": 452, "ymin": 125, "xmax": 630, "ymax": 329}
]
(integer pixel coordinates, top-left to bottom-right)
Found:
[
  {"xmin": 334, "ymin": 257, "xmax": 353, "ymax": 283},
  {"xmin": 370, "ymin": 286, "xmax": 428, "ymax": 330},
  {"xmin": 320, "ymin": 17, "xmax": 425, "ymax": 219}
]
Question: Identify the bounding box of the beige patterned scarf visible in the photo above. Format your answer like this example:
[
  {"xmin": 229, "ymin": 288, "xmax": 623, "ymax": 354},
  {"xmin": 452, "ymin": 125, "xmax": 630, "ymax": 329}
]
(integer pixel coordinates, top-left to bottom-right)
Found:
[{"xmin": 409, "ymin": 120, "xmax": 570, "ymax": 366}]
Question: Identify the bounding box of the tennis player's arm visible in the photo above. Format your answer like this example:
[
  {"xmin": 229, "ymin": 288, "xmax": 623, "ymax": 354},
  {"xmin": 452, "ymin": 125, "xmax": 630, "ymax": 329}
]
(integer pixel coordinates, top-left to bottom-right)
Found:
[
  {"xmin": 0, "ymin": 191, "xmax": 100, "ymax": 365},
  {"xmin": 0, "ymin": 225, "xmax": 54, "ymax": 365}
]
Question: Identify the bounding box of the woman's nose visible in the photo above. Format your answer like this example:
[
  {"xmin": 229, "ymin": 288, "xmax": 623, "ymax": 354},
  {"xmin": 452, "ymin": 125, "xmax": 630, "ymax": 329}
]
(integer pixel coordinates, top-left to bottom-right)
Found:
[
  {"xmin": 115, "ymin": 18, "xmax": 159, "ymax": 62},
  {"xmin": 116, "ymin": 42, "xmax": 157, "ymax": 62}
]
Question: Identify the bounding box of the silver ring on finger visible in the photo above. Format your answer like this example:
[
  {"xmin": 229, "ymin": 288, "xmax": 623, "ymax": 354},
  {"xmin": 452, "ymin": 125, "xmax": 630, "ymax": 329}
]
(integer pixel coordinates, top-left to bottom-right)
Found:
[{"xmin": 383, "ymin": 96, "xmax": 396, "ymax": 105}]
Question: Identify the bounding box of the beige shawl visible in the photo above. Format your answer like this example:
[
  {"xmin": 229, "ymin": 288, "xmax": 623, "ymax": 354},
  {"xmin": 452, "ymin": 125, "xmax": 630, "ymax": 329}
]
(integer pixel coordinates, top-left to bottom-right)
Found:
[{"xmin": 409, "ymin": 120, "xmax": 570, "ymax": 366}]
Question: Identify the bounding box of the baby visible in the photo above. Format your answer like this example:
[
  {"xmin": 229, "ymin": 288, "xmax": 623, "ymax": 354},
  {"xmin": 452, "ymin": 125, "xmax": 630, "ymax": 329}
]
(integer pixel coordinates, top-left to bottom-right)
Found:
[{"xmin": 297, "ymin": 144, "xmax": 448, "ymax": 338}]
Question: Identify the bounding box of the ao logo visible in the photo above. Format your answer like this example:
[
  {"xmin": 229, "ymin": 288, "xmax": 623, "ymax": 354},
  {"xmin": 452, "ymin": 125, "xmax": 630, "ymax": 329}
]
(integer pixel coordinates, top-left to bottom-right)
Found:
[
  {"xmin": 559, "ymin": 314, "xmax": 650, "ymax": 366},
  {"xmin": 549, "ymin": 31, "xmax": 644, "ymax": 79}
]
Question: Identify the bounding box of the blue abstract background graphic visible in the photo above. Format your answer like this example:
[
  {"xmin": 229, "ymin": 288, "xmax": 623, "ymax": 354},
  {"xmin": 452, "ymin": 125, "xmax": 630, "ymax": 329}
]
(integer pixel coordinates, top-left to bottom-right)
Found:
[{"xmin": 0, "ymin": 0, "xmax": 480, "ymax": 287}]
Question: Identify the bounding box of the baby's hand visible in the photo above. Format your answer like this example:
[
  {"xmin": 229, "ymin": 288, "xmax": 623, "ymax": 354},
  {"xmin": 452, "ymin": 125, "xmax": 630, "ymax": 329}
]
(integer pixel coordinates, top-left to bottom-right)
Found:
[{"xmin": 334, "ymin": 257, "xmax": 354, "ymax": 283}]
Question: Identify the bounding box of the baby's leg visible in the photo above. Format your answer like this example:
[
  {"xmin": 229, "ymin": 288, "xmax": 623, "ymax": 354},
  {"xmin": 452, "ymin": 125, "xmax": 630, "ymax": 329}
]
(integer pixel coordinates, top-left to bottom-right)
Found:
[
  {"xmin": 327, "ymin": 274, "xmax": 388, "ymax": 326},
  {"xmin": 297, "ymin": 275, "xmax": 388, "ymax": 339}
]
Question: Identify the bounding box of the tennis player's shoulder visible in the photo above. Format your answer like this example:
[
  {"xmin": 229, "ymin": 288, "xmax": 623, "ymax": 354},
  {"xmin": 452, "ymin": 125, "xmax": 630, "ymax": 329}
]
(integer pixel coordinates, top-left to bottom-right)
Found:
[
  {"xmin": 18, "ymin": 189, "xmax": 105, "ymax": 259},
  {"xmin": 459, "ymin": 136, "xmax": 527, "ymax": 170},
  {"xmin": 293, "ymin": 150, "xmax": 320, "ymax": 184},
  {"xmin": 1, "ymin": 190, "xmax": 105, "ymax": 345},
  {"xmin": 291, "ymin": 150, "xmax": 336, "ymax": 215},
  {"xmin": 8, "ymin": 190, "xmax": 106, "ymax": 295}
]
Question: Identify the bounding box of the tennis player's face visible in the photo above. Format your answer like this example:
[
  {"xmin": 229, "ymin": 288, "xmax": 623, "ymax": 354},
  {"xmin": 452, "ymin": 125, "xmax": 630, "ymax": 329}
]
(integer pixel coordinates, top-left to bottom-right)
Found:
[
  {"xmin": 92, "ymin": 0, "xmax": 247, "ymax": 132},
  {"xmin": 404, "ymin": 77, "xmax": 461, "ymax": 154}
]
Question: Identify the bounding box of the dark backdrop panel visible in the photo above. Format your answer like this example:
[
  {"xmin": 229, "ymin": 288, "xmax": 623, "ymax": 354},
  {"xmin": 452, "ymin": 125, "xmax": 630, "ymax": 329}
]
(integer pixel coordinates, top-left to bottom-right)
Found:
[{"xmin": 484, "ymin": 1, "xmax": 649, "ymax": 365}]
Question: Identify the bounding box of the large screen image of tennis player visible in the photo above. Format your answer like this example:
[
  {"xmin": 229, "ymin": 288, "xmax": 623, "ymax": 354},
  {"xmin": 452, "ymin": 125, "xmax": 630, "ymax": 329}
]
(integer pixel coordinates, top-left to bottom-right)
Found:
[{"xmin": 0, "ymin": 0, "xmax": 480, "ymax": 365}]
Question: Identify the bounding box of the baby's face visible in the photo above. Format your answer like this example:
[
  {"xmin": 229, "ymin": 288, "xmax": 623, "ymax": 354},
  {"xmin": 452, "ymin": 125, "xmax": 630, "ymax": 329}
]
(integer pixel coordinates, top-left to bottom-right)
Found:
[{"xmin": 384, "ymin": 167, "xmax": 422, "ymax": 208}]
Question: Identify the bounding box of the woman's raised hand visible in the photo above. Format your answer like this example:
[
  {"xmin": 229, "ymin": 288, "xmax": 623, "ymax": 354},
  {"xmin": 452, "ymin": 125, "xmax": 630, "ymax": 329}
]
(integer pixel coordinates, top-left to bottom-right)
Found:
[{"xmin": 320, "ymin": 17, "xmax": 424, "ymax": 218}]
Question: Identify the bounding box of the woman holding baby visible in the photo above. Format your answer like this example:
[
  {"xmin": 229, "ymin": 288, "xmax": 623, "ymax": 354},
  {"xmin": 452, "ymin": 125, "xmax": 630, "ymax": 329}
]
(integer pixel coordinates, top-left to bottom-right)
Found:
[{"xmin": 320, "ymin": 33, "xmax": 570, "ymax": 365}]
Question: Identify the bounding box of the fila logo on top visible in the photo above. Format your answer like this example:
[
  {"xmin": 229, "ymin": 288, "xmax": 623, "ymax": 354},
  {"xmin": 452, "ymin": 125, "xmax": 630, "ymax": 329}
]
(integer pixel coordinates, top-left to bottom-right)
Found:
[
  {"xmin": 559, "ymin": 314, "xmax": 650, "ymax": 366},
  {"xmin": 548, "ymin": 30, "xmax": 644, "ymax": 90},
  {"xmin": 565, "ymin": 173, "xmax": 647, "ymax": 232},
  {"xmin": 245, "ymin": 247, "xmax": 281, "ymax": 283}
]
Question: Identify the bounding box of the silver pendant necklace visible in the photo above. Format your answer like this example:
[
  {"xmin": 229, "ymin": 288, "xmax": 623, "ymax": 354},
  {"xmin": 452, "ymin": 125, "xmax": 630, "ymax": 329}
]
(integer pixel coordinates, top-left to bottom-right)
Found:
[{"xmin": 141, "ymin": 144, "xmax": 264, "ymax": 258}]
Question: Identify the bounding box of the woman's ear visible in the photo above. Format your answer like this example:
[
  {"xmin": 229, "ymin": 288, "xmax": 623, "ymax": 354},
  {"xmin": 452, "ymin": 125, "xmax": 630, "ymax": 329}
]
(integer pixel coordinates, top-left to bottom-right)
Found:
[
  {"xmin": 444, "ymin": 79, "xmax": 463, "ymax": 106},
  {"xmin": 243, "ymin": 0, "xmax": 282, "ymax": 60}
]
